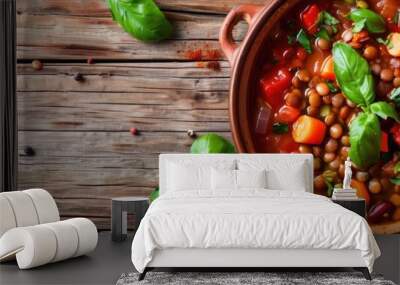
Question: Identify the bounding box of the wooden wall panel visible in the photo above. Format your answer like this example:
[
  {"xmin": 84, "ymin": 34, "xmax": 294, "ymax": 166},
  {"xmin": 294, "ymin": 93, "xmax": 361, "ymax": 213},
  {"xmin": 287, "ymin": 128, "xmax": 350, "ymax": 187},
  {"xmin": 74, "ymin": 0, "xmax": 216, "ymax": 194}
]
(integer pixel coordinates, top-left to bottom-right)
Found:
[{"xmin": 16, "ymin": 0, "xmax": 240, "ymax": 229}]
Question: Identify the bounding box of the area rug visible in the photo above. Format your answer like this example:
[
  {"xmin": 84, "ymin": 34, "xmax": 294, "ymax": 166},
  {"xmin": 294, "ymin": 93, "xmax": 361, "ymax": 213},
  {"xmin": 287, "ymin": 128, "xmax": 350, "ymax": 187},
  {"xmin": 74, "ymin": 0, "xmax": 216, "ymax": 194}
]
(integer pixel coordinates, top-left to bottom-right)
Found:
[{"xmin": 116, "ymin": 271, "xmax": 395, "ymax": 285}]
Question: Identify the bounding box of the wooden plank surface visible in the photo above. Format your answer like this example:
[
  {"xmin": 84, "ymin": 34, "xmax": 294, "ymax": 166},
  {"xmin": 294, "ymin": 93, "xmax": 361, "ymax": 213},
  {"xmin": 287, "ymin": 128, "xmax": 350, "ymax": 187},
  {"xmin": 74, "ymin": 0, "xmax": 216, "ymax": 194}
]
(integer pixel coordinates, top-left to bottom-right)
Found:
[
  {"xmin": 16, "ymin": 0, "xmax": 249, "ymax": 60},
  {"xmin": 16, "ymin": 0, "xmax": 241, "ymax": 229}
]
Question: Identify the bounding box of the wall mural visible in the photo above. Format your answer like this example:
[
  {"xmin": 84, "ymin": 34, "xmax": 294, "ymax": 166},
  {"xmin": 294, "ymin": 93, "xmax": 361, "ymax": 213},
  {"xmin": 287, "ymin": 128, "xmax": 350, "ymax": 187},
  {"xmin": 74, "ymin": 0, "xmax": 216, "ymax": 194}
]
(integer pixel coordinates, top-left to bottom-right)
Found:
[{"xmin": 17, "ymin": 0, "xmax": 399, "ymax": 234}]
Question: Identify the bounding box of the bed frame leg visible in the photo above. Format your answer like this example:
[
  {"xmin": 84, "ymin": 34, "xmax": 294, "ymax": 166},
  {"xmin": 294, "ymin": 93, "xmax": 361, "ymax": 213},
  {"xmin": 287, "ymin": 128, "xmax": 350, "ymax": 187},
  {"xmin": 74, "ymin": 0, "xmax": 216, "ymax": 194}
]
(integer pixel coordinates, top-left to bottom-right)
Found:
[
  {"xmin": 138, "ymin": 268, "xmax": 148, "ymax": 281},
  {"xmin": 354, "ymin": 267, "xmax": 371, "ymax": 280}
]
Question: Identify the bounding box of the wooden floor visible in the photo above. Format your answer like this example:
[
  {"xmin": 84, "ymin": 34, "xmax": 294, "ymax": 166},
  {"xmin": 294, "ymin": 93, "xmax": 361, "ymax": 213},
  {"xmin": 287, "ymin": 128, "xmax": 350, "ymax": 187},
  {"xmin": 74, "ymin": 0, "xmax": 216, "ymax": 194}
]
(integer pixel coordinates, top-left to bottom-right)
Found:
[{"xmin": 0, "ymin": 232, "xmax": 134, "ymax": 285}]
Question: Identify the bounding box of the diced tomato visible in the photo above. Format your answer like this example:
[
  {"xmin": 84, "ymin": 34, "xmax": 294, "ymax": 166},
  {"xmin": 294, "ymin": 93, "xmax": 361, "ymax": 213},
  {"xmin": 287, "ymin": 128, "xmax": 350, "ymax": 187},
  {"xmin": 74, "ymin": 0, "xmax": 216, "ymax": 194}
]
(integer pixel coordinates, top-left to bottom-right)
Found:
[
  {"xmin": 300, "ymin": 4, "xmax": 320, "ymax": 35},
  {"xmin": 275, "ymin": 105, "xmax": 301, "ymax": 123},
  {"xmin": 380, "ymin": 131, "xmax": 389, "ymax": 152},
  {"xmin": 351, "ymin": 179, "xmax": 370, "ymax": 206},
  {"xmin": 272, "ymin": 46, "xmax": 295, "ymax": 63},
  {"xmin": 320, "ymin": 55, "xmax": 335, "ymax": 80},
  {"xmin": 265, "ymin": 133, "xmax": 299, "ymax": 153},
  {"xmin": 296, "ymin": 47, "xmax": 308, "ymax": 61},
  {"xmin": 388, "ymin": 22, "xmax": 400, "ymax": 33},
  {"xmin": 390, "ymin": 123, "xmax": 400, "ymax": 145},
  {"xmin": 260, "ymin": 67, "xmax": 293, "ymax": 111},
  {"xmin": 292, "ymin": 115, "xmax": 326, "ymax": 144}
]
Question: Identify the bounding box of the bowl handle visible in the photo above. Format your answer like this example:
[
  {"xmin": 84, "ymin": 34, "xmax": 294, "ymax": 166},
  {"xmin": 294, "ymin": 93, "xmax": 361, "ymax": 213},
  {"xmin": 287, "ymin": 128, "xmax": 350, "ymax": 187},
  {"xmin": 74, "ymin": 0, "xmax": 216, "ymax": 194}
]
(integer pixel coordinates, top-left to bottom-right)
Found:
[{"xmin": 219, "ymin": 4, "xmax": 263, "ymax": 65}]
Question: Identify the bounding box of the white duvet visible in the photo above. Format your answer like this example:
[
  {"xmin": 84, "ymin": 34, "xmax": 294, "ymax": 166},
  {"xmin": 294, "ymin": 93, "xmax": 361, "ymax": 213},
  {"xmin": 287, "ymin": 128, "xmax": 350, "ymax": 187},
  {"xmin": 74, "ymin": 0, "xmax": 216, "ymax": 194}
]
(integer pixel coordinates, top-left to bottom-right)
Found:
[{"xmin": 131, "ymin": 190, "xmax": 380, "ymax": 273}]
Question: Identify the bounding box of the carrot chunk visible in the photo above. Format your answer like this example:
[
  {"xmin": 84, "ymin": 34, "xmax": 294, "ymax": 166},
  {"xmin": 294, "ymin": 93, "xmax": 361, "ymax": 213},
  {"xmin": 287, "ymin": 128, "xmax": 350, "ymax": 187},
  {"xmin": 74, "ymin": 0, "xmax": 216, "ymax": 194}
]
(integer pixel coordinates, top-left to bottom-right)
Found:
[{"xmin": 292, "ymin": 115, "xmax": 326, "ymax": 144}]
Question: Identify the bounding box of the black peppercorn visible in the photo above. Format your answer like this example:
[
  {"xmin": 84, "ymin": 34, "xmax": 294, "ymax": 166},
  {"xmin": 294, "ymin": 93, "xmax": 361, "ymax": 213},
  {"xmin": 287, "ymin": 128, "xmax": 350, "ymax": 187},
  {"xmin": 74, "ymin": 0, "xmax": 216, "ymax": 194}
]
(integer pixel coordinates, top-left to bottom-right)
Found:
[{"xmin": 74, "ymin": 73, "xmax": 85, "ymax": 82}]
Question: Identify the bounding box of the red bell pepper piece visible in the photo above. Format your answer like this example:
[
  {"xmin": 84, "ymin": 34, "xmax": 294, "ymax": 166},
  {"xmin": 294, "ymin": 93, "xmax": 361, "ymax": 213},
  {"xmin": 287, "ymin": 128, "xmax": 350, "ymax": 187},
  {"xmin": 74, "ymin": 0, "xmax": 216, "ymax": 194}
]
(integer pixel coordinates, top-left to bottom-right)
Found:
[
  {"xmin": 260, "ymin": 67, "xmax": 293, "ymax": 111},
  {"xmin": 300, "ymin": 4, "xmax": 320, "ymax": 35},
  {"xmin": 380, "ymin": 131, "xmax": 389, "ymax": 152},
  {"xmin": 390, "ymin": 124, "xmax": 400, "ymax": 145}
]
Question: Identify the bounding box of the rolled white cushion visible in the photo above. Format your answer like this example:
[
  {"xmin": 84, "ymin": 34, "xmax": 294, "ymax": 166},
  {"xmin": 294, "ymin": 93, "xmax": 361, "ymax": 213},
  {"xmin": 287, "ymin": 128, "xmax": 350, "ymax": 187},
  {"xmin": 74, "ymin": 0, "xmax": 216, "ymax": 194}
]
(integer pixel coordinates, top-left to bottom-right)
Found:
[
  {"xmin": 0, "ymin": 196, "xmax": 16, "ymax": 237},
  {"xmin": 1, "ymin": 192, "xmax": 39, "ymax": 227},
  {"xmin": 23, "ymin": 189, "xmax": 60, "ymax": 223},
  {"xmin": 42, "ymin": 221, "xmax": 79, "ymax": 262},
  {"xmin": 0, "ymin": 226, "xmax": 57, "ymax": 269},
  {"xmin": 0, "ymin": 218, "xmax": 97, "ymax": 269},
  {"xmin": 63, "ymin": 218, "xmax": 98, "ymax": 257}
]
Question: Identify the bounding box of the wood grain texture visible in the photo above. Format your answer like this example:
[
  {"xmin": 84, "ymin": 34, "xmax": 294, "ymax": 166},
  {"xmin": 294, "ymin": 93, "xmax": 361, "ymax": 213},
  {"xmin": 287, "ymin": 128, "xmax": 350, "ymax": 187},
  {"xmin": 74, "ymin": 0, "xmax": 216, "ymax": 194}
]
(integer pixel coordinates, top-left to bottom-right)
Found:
[
  {"xmin": 17, "ymin": 1, "xmax": 248, "ymax": 60},
  {"xmin": 16, "ymin": 0, "xmax": 240, "ymax": 228}
]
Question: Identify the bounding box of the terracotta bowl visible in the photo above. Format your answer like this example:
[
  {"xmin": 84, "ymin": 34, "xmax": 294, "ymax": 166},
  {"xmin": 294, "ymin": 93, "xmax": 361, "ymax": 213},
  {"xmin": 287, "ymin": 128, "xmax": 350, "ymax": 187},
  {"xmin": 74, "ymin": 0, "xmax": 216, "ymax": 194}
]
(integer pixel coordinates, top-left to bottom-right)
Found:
[
  {"xmin": 219, "ymin": 1, "xmax": 400, "ymax": 234},
  {"xmin": 219, "ymin": 0, "xmax": 303, "ymax": 153}
]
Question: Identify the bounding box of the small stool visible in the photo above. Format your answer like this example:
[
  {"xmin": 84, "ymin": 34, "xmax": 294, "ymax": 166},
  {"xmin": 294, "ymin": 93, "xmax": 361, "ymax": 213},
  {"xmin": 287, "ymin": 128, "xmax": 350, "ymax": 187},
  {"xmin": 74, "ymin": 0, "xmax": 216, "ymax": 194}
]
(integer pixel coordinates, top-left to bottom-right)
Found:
[{"xmin": 111, "ymin": 197, "xmax": 149, "ymax": 242}]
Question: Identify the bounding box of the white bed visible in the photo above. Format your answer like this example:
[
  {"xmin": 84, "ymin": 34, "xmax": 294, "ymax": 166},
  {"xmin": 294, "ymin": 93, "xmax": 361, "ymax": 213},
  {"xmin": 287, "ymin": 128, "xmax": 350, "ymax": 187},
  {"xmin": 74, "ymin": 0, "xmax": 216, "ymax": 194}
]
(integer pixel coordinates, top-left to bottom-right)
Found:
[{"xmin": 131, "ymin": 154, "xmax": 380, "ymax": 280}]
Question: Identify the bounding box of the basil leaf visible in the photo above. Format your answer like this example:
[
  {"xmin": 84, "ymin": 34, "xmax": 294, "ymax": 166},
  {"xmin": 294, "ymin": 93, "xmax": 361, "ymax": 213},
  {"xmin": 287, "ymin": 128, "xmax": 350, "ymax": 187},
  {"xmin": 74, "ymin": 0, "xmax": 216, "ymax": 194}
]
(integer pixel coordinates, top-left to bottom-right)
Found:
[
  {"xmin": 352, "ymin": 18, "xmax": 366, "ymax": 33},
  {"xmin": 393, "ymin": 10, "xmax": 399, "ymax": 24},
  {"xmin": 296, "ymin": 29, "xmax": 312, "ymax": 54},
  {"xmin": 390, "ymin": 87, "xmax": 400, "ymax": 106},
  {"xmin": 349, "ymin": 8, "xmax": 386, "ymax": 34},
  {"xmin": 272, "ymin": 123, "xmax": 289, "ymax": 134},
  {"xmin": 316, "ymin": 27, "xmax": 330, "ymax": 41},
  {"xmin": 395, "ymin": 162, "xmax": 400, "ymax": 174},
  {"xmin": 349, "ymin": 112, "xmax": 381, "ymax": 168},
  {"xmin": 327, "ymin": 82, "xmax": 338, "ymax": 93},
  {"xmin": 370, "ymin": 101, "xmax": 400, "ymax": 122},
  {"xmin": 108, "ymin": 0, "xmax": 173, "ymax": 42},
  {"xmin": 319, "ymin": 11, "xmax": 339, "ymax": 33},
  {"xmin": 191, "ymin": 133, "xmax": 235, "ymax": 154},
  {"xmin": 390, "ymin": 178, "xmax": 400, "ymax": 185},
  {"xmin": 288, "ymin": 34, "xmax": 296, "ymax": 45},
  {"xmin": 333, "ymin": 43, "xmax": 375, "ymax": 107},
  {"xmin": 149, "ymin": 186, "xmax": 159, "ymax": 202}
]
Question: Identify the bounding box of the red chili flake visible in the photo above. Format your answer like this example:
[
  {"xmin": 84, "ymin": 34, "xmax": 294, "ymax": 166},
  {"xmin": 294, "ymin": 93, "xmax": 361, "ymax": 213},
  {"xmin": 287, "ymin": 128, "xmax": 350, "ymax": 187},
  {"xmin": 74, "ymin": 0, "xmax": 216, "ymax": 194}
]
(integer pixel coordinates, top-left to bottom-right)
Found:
[
  {"xmin": 185, "ymin": 49, "xmax": 202, "ymax": 61},
  {"xmin": 87, "ymin": 57, "xmax": 94, "ymax": 64},
  {"xmin": 204, "ymin": 49, "xmax": 221, "ymax": 60},
  {"xmin": 130, "ymin": 127, "xmax": 139, "ymax": 136},
  {"xmin": 206, "ymin": 61, "xmax": 221, "ymax": 72},
  {"xmin": 196, "ymin": 62, "xmax": 206, "ymax": 68}
]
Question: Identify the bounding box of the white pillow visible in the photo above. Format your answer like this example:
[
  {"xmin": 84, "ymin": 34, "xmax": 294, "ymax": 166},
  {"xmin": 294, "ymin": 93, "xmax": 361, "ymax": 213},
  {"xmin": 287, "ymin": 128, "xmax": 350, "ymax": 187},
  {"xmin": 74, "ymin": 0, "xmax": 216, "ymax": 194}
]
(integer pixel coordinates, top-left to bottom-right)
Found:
[
  {"xmin": 167, "ymin": 163, "xmax": 210, "ymax": 191},
  {"xmin": 236, "ymin": 169, "xmax": 267, "ymax": 188},
  {"xmin": 211, "ymin": 169, "xmax": 267, "ymax": 191},
  {"xmin": 167, "ymin": 160, "xmax": 236, "ymax": 192},
  {"xmin": 211, "ymin": 168, "xmax": 236, "ymax": 190},
  {"xmin": 238, "ymin": 159, "xmax": 307, "ymax": 191}
]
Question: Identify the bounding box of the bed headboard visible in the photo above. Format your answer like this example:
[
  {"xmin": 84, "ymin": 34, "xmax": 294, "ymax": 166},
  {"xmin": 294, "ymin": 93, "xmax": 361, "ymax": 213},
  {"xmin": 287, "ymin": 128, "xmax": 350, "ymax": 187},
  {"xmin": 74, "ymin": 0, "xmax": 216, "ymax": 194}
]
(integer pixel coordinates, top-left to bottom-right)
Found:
[{"xmin": 159, "ymin": 154, "xmax": 314, "ymax": 195}]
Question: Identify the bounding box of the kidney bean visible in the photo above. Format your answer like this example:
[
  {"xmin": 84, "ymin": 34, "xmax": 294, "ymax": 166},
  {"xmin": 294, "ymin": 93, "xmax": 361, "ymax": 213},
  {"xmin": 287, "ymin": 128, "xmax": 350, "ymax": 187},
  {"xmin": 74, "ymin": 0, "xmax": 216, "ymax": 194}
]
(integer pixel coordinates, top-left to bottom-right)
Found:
[{"xmin": 368, "ymin": 201, "xmax": 395, "ymax": 223}]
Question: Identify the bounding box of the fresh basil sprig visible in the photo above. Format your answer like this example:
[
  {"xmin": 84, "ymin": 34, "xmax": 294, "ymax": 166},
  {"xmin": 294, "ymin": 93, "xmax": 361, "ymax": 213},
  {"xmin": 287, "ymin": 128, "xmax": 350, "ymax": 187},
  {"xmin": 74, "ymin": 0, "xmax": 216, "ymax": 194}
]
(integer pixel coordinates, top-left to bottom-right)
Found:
[
  {"xmin": 333, "ymin": 43, "xmax": 375, "ymax": 106},
  {"xmin": 349, "ymin": 8, "xmax": 386, "ymax": 34},
  {"xmin": 316, "ymin": 27, "xmax": 331, "ymax": 41},
  {"xmin": 296, "ymin": 29, "xmax": 312, "ymax": 54},
  {"xmin": 191, "ymin": 133, "xmax": 235, "ymax": 154},
  {"xmin": 108, "ymin": 0, "xmax": 173, "ymax": 42},
  {"xmin": 369, "ymin": 102, "xmax": 400, "ymax": 122},
  {"xmin": 390, "ymin": 87, "xmax": 400, "ymax": 106},
  {"xmin": 349, "ymin": 113, "xmax": 381, "ymax": 168},
  {"xmin": 319, "ymin": 11, "xmax": 339, "ymax": 33},
  {"xmin": 333, "ymin": 43, "xmax": 398, "ymax": 168}
]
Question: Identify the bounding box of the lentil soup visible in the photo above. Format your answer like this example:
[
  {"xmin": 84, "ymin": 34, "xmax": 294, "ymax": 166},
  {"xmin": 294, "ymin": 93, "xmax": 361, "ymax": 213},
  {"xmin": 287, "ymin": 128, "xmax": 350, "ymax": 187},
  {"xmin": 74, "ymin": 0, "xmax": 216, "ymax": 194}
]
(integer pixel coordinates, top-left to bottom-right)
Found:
[{"xmin": 251, "ymin": 0, "xmax": 400, "ymax": 233}]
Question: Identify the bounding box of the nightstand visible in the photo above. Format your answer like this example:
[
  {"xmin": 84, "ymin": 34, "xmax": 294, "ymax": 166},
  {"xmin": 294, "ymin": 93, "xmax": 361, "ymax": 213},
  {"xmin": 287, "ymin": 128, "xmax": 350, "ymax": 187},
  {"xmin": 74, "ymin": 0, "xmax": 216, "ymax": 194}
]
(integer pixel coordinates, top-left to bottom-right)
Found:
[
  {"xmin": 111, "ymin": 197, "xmax": 149, "ymax": 242},
  {"xmin": 332, "ymin": 198, "xmax": 366, "ymax": 218}
]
